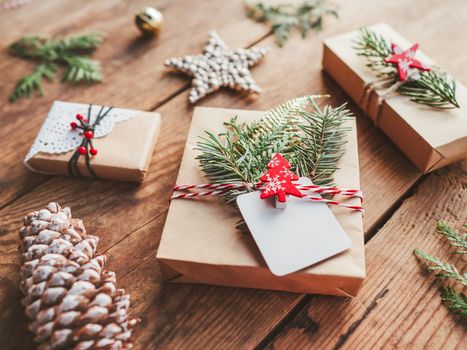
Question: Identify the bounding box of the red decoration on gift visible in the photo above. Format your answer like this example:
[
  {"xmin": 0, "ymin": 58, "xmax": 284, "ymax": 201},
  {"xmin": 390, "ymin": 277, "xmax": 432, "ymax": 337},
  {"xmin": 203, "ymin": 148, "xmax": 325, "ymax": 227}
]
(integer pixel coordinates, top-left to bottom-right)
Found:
[
  {"xmin": 260, "ymin": 153, "xmax": 303, "ymax": 203},
  {"xmin": 71, "ymin": 114, "xmax": 98, "ymax": 156},
  {"xmin": 385, "ymin": 43, "xmax": 430, "ymax": 81}
]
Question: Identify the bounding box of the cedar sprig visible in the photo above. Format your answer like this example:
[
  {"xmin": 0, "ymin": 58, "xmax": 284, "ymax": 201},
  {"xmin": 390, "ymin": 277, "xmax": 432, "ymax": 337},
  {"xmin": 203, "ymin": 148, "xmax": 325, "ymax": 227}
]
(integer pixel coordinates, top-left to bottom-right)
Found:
[
  {"xmin": 439, "ymin": 287, "xmax": 467, "ymax": 316},
  {"xmin": 196, "ymin": 95, "xmax": 352, "ymax": 204},
  {"xmin": 437, "ymin": 222, "xmax": 467, "ymax": 254},
  {"xmin": 354, "ymin": 28, "xmax": 459, "ymax": 108},
  {"xmin": 414, "ymin": 222, "xmax": 467, "ymax": 317},
  {"xmin": 246, "ymin": 0, "xmax": 338, "ymax": 47},
  {"xmin": 8, "ymin": 32, "xmax": 104, "ymax": 102},
  {"xmin": 414, "ymin": 249, "xmax": 466, "ymax": 284}
]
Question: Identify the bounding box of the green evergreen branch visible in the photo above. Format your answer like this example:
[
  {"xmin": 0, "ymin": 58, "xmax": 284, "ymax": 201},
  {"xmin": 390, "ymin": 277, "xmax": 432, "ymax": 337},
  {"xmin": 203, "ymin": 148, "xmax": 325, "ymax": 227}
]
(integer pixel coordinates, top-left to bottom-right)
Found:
[
  {"xmin": 439, "ymin": 287, "xmax": 467, "ymax": 316},
  {"xmin": 414, "ymin": 249, "xmax": 466, "ymax": 285},
  {"xmin": 62, "ymin": 56, "xmax": 102, "ymax": 83},
  {"xmin": 436, "ymin": 221, "xmax": 467, "ymax": 254},
  {"xmin": 8, "ymin": 32, "xmax": 104, "ymax": 101},
  {"xmin": 414, "ymin": 221, "xmax": 467, "ymax": 318},
  {"xmin": 246, "ymin": 0, "xmax": 338, "ymax": 47},
  {"xmin": 195, "ymin": 95, "xmax": 352, "ymax": 204},
  {"xmin": 355, "ymin": 28, "xmax": 459, "ymax": 108},
  {"xmin": 10, "ymin": 62, "xmax": 56, "ymax": 102}
]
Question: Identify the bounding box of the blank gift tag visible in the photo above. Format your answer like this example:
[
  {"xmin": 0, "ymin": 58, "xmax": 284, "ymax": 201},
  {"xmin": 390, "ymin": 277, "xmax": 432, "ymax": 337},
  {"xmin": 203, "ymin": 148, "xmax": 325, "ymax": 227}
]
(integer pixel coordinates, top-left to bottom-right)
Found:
[{"xmin": 237, "ymin": 177, "xmax": 351, "ymax": 276}]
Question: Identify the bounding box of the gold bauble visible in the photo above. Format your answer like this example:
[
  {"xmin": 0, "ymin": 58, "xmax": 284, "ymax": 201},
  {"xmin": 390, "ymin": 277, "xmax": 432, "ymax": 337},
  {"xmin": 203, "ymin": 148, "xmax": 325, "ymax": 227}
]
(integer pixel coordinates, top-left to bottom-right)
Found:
[{"xmin": 135, "ymin": 7, "xmax": 163, "ymax": 36}]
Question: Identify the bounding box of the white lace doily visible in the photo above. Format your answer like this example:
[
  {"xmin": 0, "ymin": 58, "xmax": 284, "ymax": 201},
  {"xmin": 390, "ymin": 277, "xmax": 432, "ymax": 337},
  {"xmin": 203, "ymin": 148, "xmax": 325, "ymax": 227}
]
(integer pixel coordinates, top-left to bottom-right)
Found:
[{"xmin": 25, "ymin": 101, "xmax": 138, "ymax": 162}]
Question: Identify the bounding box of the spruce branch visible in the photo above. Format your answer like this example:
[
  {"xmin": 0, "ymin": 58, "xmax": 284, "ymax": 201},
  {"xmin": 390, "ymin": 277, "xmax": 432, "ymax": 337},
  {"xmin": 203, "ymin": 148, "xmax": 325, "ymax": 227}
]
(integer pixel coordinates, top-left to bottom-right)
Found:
[
  {"xmin": 354, "ymin": 28, "xmax": 459, "ymax": 108},
  {"xmin": 246, "ymin": 0, "xmax": 338, "ymax": 47},
  {"xmin": 196, "ymin": 95, "xmax": 352, "ymax": 204},
  {"xmin": 8, "ymin": 32, "xmax": 104, "ymax": 101}
]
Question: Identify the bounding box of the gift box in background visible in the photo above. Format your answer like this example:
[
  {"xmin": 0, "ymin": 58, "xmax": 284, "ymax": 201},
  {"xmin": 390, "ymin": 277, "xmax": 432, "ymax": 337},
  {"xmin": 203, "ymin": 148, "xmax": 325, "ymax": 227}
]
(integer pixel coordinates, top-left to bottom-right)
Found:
[
  {"xmin": 156, "ymin": 106, "xmax": 365, "ymax": 297},
  {"xmin": 323, "ymin": 23, "xmax": 467, "ymax": 173},
  {"xmin": 25, "ymin": 101, "xmax": 161, "ymax": 182}
]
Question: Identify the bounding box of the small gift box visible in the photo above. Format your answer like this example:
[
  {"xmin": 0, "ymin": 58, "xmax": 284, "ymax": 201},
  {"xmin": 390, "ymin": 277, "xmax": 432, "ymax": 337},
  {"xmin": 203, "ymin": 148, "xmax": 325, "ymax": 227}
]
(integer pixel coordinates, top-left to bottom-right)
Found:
[
  {"xmin": 323, "ymin": 23, "xmax": 467, "ymax": 173},
  {"xmin": 157, "ymin": 105, "xmax": 365, "ymax": 296},
  {"xmin": 25, "ymin": 101, "xmax": 161, "ymax": 182}
]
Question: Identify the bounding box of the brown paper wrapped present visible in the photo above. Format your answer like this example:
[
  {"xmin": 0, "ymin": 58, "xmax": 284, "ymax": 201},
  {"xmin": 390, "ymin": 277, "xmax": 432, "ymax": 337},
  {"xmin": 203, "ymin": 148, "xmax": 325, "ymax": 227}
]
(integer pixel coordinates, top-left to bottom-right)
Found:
[
  {"xmin": 25, "ymin": 101, "xmax": 161, "ymax": 182},
  {"xmin": 156, "ymin": 107, "xmax": 365, "ymax": 296},
  {"xmin": 323, "ymin": 23, "xmax": 467, "ymax": 173}
]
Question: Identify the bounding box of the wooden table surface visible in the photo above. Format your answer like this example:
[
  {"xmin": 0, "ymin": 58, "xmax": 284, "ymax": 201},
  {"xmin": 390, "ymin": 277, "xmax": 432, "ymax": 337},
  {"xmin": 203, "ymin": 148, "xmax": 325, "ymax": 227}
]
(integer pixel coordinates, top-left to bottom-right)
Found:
[{"xmin": 0, "ymin": 0, "xmax": 466, "ymax": 349}]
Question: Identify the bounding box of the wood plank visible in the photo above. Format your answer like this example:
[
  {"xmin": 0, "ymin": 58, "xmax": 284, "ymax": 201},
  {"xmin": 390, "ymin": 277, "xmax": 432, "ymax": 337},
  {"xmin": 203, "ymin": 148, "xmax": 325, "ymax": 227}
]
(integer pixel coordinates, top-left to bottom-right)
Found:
[
  {"xmin": 264, "ymin": 161, "xmax": 466, "ymax": 350},
  {"xmin": 1, "ymin": 0, "xmax": 466, "ymax": 349},
  {"xmin": 0, "ymin": 0, "xmax": 269, "ymax": 207}
]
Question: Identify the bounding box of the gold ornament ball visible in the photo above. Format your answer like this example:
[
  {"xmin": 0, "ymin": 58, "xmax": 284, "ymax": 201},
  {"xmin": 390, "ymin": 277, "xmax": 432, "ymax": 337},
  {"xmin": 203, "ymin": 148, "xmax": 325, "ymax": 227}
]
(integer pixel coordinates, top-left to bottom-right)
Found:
[{"xmin": 135, "ymin": 7, "xmax": 163, "ymax": 36}]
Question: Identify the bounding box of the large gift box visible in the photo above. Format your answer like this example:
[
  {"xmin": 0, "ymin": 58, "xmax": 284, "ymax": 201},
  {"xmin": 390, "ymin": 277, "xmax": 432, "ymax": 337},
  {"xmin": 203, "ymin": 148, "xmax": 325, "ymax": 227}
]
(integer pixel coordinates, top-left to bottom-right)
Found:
[
  {"xmin": 157, "ymin": 106, "xmax": 365, "ymax": 296},
  {"xmin": 25, "ymin": 101, "xmax": 161, "ymax": 182},
  {"xmin": 323, "ymin": 23, "xmax": 467, "ymax": 173}
]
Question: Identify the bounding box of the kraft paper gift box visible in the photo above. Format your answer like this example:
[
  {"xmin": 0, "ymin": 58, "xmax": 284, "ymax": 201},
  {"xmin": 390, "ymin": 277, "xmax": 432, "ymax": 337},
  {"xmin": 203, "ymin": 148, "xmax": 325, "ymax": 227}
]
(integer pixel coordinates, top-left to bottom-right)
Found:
[
  {"xmin": 156, "ymin": 106, "xmax": 365, "ymax": 296},
  {"xmin": 323, "ymin": 23, "xmax": 467, "ymax": 173},
  {"xmin": 25, "ymin": 101, "xmax": 161, "ymax": 182}
]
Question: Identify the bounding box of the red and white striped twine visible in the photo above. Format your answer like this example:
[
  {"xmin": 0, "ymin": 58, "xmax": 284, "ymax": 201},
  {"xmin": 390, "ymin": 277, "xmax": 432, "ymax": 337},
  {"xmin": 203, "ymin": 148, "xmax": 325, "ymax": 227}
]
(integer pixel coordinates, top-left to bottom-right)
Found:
[{"xmin": 171, "ymin": 182, "xmax": 364, "ymax": 212}]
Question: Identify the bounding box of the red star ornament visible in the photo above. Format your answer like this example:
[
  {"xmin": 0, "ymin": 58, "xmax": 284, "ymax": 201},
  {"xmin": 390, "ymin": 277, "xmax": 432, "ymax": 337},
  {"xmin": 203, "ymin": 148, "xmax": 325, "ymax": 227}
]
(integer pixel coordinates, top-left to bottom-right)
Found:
[
  {"xmin": 385, "ymin": 43, "xmax": 430, "ymax": 81},
  {"xmin": 260, "ymin": 153, "xmax": 303, "ymax": 203}
]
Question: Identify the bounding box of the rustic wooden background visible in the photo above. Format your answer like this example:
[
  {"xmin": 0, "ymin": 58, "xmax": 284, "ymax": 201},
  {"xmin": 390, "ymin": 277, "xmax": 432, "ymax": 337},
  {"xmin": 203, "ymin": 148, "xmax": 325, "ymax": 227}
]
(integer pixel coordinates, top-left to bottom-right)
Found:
[{"xmin": 0, "ymin": 0, "xmax": 466, "ymax": 349}]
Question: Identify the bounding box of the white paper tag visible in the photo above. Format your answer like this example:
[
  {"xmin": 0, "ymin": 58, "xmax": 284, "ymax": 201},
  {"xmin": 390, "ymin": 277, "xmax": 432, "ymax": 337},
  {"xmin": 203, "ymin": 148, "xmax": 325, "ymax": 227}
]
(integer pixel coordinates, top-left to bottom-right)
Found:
[{"xmin": 236, "ymin": 177, "xmax": 351, "ymax": 276}]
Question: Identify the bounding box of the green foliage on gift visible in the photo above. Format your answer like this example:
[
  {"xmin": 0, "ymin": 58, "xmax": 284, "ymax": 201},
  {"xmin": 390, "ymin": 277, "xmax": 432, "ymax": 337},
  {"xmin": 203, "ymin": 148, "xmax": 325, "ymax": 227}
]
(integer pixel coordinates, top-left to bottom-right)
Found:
[
  {"xmin": 355, "ymin": 28, "xmax": 459, "ymax": 108},
  {"xmin": 196, "ymin": 95, "xmax": 352, "ymax": 203}
]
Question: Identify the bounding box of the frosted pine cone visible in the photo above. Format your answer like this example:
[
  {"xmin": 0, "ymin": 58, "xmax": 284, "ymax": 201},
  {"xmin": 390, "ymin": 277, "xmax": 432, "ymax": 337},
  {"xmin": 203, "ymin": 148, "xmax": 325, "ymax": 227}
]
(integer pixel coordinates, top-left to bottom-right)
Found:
[{"xmin": 19, "ymin": 202, "xmax": 139, "ymax": 350}]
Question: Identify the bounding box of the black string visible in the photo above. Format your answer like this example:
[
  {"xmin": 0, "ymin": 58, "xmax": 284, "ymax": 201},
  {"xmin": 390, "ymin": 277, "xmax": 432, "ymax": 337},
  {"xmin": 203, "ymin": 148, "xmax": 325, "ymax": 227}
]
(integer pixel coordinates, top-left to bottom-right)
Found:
[{"xmin": 68, "ymin": 104, "xmax": 114, "ymax": 178}]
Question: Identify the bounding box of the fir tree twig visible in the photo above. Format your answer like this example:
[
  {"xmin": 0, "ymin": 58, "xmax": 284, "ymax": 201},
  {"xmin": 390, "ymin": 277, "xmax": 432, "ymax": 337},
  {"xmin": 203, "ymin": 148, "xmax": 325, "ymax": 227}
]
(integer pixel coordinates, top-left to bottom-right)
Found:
[
  {"xmin": 245, "ymin": 0, "xmax": 338, "ymax": 47},
  {"xmin": 354, "ymin": 28, "xmax": 459, "ymax": 108},
  {"xmin": 195, "ymin": 95, "xmax": 352, "ymax": 204},
  {"xmin": 10, "ymin": 62, "xmax": 56, "ymax": 102},
  {"xmin": 8, "ymin": 32, "xmax": 104, "ymax": 101}
]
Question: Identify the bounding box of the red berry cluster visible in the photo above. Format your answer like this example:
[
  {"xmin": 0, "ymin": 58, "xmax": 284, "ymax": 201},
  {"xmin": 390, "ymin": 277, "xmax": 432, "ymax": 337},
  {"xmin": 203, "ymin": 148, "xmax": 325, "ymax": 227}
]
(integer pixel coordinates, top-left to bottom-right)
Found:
[{"xmin": 70, "ymin": 114, "xmax": 98, "ymax": 156}]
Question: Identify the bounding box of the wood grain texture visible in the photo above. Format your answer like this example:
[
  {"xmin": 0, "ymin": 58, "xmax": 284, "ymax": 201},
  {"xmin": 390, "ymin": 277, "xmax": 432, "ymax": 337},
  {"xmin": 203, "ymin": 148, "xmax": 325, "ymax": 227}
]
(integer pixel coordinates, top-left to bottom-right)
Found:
[
  {"xmin": 0, "ymin": 0, "xmax": 466, "ymax": 349},
  {"xmin": 265, "ymin": 162, "xmax": 467, "ymax": 350}
]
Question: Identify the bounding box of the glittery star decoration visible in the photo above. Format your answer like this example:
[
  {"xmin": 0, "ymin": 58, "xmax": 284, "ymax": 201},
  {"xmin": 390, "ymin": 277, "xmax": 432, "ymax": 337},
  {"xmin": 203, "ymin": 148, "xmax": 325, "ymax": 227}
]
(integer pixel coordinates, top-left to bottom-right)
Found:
[
  {"xmin": 164, "ymin": 31, "xmax": 268, "ymax": 103},
  {"xmin": 385, "ymin": 43, "xmax": 430, "ymax": 81}
]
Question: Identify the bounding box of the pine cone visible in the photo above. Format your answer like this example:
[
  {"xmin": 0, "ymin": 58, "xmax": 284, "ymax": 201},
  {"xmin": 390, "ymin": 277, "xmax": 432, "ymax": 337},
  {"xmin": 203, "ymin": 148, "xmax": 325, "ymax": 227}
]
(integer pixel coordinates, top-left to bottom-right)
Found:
[{"xmin": 19, "ymin": 202, "xmax": 139, "ymax": 350}]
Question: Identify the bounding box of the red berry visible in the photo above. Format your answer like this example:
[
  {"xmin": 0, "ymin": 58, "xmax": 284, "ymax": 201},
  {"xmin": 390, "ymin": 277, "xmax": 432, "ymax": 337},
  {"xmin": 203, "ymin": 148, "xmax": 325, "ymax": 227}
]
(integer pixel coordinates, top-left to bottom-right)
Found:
[
  {"xmin": 90, "ymin": 148, "xmax": 98, "ymax": 156},
  {"xmin": 70, "ymin": 121, "xmax": 78, "ymax": 129},
  {"xmin": 84, "ymin": 130, "xmax": 94, "ymax": 139},
  {"xmin": 78, "ymin": 146, "xmax": 87, "ymax": 155},
  {"xmin": 76, "ymin": 114, "xmax": 84, "ymax": 121}
]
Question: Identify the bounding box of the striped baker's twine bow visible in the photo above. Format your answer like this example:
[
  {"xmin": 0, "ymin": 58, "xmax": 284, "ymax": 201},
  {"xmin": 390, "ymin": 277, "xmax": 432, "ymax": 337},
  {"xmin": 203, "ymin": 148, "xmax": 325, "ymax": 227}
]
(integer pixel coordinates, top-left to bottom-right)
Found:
[{"xmin": 171, "ymin": 182, "xmax": 364, "ymax": 212}]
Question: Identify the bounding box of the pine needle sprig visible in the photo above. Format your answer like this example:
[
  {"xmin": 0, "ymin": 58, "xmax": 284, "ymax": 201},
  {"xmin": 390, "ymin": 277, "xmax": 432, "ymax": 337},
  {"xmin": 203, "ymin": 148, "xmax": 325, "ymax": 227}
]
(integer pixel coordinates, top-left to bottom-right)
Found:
[
  {"xmin": 354, "ymin": 28, "xmax": 459, "ymax": 108},
  {"xmin": 414, "ymin": 221, "xmax": 467, "ymax": 317},
  {"xmin": 196, "ymin": 95, "xmax": 352, "ymax": 204},
  {"xmin": 246, "ymin": 0, "xmax": 338, "ymax": 47},
  {"xmin": 439, "ymin": 287, "xmax": 467, "ymax": 316},
  {"xmin": 8, "ymin": 32, "xmax": 104, "ymax": 101}
]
